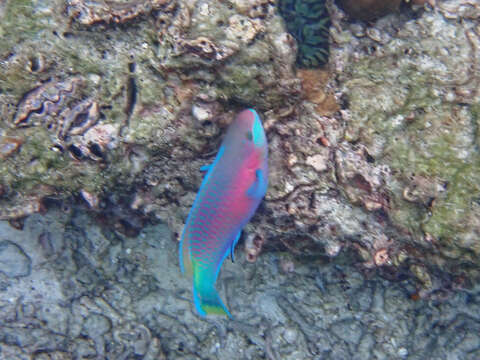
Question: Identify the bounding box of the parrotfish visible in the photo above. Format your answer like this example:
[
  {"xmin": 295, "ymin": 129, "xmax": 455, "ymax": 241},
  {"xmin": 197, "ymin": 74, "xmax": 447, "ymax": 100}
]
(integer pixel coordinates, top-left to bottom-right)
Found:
[{"xmin": 179, "ymin": 109, "xmax": 268, "ymax": 317}]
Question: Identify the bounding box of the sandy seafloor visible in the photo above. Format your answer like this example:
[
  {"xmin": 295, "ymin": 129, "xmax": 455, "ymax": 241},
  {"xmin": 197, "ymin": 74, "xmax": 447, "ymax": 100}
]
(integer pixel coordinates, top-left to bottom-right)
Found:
[{"xmin": 0, "ymin": 207, "xmax": 479, "ymax": 360}]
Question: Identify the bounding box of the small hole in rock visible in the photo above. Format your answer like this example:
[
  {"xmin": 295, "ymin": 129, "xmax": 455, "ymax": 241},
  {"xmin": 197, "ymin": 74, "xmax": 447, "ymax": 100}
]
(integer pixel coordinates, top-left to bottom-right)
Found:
[
  {"xmin": 89, "ymin": 143, "xmax": 104, "ymax": 159},
  {"xmin": 68, "ymin": 145, "xmax": 83, "ymax": 159},
  {"xmin": 365, "ymin": 152, "xmax": 375, "ymax": 163},
  {"xmin": 29, "ymin": 57, "xmax": 40, "ymax": 72}
]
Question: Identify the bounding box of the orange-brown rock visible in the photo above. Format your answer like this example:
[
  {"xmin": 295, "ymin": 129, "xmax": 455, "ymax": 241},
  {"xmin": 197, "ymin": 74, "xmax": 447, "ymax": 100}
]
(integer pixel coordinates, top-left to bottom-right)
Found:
[{"xmin": 297, "ymin": 69, "xmax": 339, "ymax": 116}]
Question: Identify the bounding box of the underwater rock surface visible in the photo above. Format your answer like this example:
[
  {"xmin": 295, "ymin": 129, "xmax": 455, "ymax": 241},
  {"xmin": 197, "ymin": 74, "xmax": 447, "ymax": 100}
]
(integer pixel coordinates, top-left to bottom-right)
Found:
[
  {"xmin": 0, "ymin": 0, "xmax": 479, "ymax": 312},
  {"xmin": 330, "ymin": 0, "xmax": 480, "ymax": 290},
  {"xmin": 1, "ymin": 209, "xmax": 480, "ymax": 359}
]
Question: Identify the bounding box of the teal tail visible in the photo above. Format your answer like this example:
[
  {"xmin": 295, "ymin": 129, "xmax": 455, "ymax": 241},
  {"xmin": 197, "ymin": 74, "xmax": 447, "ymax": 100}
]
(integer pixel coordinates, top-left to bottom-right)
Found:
[{"xmin": 193, "ymin": 281, "xmax": 232, "ymax": 318}]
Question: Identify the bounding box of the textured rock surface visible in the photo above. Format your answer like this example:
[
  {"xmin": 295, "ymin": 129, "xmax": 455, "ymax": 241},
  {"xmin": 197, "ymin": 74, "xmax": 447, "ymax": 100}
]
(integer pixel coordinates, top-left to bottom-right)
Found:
[
  {"xmin": 0, "ymin": 241, "xmax": 31, "ymax": 278},
  {"xmin": 1, "ymin": 209, "xmax": 480, "ymax": 359},
  {"xmin": 0, "ymin": 0, "xmax": 479, "ymax": 311},
  {"xmin": 329, "ymin": 0, "xmax": 480, "ymax": 290}
]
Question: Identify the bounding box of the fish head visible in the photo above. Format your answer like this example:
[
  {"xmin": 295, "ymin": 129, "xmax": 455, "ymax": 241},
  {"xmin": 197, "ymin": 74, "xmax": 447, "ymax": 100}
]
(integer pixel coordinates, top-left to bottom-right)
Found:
[
  {"xmin": 238, "ymin": 109, "xmax": 266, "ymax": 147},
  {"xmin": 229, "ymin": 108, "xmax": 267, "ymax": 154},
  {"xmin": 245, "ymin": 109, "xmax": 267, "ymax": 148}
]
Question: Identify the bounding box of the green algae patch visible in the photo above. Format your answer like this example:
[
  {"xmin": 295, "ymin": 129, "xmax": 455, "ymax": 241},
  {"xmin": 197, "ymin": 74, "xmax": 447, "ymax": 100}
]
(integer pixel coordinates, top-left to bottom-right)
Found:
[
  {"xmin": 381, "ymin": 103, "xmax": 479, "ymax": 254},
  {"xmin": 0, "ymin": 0, "xmax": 44, "ymax": 52},
  {"xmin": 217, "ymin": 65, "xmax": 263, "ymax": 106},
  {"xmin": 2, "ymin": 128, "xmax": 86, "ymax": 193},
  {"xmin": 423, "ymin": 163, "xmax": 480, "ymax": 255},
  {"xmin": 0, "ymin": 0, "xmax": 53, "ymax": 100}
]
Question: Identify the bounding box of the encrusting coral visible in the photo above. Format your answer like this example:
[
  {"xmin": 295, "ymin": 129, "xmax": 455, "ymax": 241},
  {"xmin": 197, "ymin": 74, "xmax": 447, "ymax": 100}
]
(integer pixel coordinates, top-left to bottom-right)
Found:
[{"xmin": 277, "ymin": 0, "xmax": 331, "ymax": 67}]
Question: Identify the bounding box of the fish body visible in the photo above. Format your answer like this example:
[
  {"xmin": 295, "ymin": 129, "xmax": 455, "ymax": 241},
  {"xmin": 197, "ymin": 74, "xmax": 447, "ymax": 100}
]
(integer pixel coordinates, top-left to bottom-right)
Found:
[{"xmin": 179, "ymin": 109, "xmax": 268, "ymax": 317}]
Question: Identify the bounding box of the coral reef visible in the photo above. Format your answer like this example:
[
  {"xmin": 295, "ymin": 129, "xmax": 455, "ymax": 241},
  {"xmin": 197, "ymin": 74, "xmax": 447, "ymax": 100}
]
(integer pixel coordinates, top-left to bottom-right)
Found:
[
  {"xmin": 330, "ymin": 0, "xmax": 480, "ymax": 288},
  {"xmin": 0, "ymin": 0, "xmax": 479, "ymax": 306},
  {"xmin": 0, "ymin": 0, "xmax": 299, "ymax": 218},
  {"xmin": 66, "ymin": 0, "xmax": 176, "ymax": 25}
]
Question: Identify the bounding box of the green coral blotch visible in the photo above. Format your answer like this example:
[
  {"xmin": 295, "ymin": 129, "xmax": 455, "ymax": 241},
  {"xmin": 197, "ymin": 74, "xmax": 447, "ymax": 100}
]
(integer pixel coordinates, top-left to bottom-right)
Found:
[{"xmin": 277, "ymin": 0, "xmax": 331, "ymax": 68}]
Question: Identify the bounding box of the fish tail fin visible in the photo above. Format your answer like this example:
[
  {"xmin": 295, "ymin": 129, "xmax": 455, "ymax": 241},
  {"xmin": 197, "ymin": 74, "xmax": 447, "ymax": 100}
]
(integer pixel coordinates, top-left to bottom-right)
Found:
[{"xmin": 193, "ymin": 277, "xmax": 231, "ymax": 318}]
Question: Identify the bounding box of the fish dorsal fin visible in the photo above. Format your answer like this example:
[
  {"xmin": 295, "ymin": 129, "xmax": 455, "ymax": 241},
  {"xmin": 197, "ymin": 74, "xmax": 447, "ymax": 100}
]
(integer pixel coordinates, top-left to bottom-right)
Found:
[
  {"xmin": 230, "ymin": 231, "xmax": 242, "ymax": 263},
  {"xmin": 247, "ymin": 169, "xmax": 267, "ymax": 199}
]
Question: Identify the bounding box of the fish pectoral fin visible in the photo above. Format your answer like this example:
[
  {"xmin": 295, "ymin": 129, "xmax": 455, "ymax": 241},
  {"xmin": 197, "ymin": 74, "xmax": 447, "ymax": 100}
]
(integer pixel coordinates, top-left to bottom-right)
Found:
[
  {"xmin": 246, "ymin": 169, "xmax": 267, "ymax": 199},
  {"xmin": 200, "ymin": 164, "xmax": 211, "ymax": 172},
  {"xmin": 230, "ymin": 231, "xmax": 242, "ymax": 263}
]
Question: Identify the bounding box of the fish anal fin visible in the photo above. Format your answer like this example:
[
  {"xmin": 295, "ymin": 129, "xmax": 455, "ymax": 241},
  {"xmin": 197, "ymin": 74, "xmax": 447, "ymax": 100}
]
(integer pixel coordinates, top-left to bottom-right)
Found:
[{"xmin": 230, "ymin": 231, "xmax": 242, "ymax": 263}]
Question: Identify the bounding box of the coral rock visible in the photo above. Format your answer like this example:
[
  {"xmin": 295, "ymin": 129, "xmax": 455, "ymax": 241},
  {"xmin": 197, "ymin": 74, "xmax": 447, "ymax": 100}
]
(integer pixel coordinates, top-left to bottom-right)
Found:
[
  {"xmin": 297, "ymin": 69, "xmax": 339, "ymax": 115},
  {"xmin": 66, "ymin": 0, "xmax": 176, "ymax": 25},
  {"xmin": 0, "ymin": 136, "xmax": 23, "ymax": 159}
]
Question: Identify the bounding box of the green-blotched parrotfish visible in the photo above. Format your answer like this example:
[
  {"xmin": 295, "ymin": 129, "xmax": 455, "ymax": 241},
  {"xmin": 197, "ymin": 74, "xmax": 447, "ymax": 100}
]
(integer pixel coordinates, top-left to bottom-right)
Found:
[{"xmin": 179, "ymin": 109, "xmax": 268, "ymax": 317}]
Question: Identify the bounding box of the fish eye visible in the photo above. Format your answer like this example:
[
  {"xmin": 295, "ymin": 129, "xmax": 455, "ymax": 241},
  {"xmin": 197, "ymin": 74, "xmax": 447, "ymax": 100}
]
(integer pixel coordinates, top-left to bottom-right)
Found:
[{"xmin": 246, "ymin": 131, "xmax": 253, "ymax": 141}]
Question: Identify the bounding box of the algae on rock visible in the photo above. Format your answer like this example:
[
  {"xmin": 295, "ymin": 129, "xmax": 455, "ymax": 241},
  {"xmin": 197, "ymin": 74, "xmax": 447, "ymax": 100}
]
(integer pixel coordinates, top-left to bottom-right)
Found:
[
  {"xmin": 332, "ymin": 1, "xmax": 480, "ymax": 282},
  {"xmin": 0, "ymin": 0, "xmax": 299, "ymax": 219}
]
